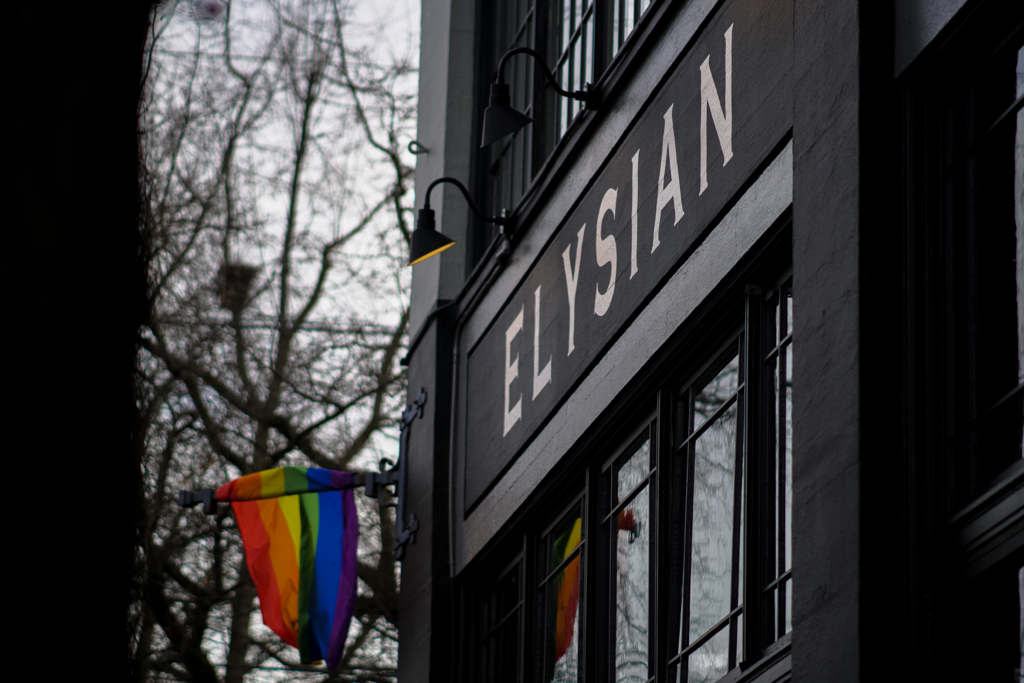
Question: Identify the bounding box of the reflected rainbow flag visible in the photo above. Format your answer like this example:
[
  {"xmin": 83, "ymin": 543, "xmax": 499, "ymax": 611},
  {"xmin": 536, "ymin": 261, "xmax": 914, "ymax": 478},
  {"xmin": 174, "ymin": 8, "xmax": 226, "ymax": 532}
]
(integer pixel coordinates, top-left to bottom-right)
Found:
[
  {"xmin": 215, "ymin": 467, "xmax": 358, "ymax": 668},
  {"xmin": 553, "ymin": 518, "xmax": 582, "ymax": 661}
]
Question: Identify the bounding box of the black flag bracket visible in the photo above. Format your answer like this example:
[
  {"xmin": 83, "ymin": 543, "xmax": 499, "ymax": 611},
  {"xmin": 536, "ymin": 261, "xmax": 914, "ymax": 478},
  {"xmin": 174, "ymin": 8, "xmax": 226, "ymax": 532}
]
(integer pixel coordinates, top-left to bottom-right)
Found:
[
  {"xmin": 178, "ymin": 488, "xmax": 218, "ymax": 515},
  {"xmin": 368, "ymin": 387, "xmax": 426, "ymax": 560},
  {"xmin": 177, "ymin": 388, "xmax": 428, "ymax": 561}
]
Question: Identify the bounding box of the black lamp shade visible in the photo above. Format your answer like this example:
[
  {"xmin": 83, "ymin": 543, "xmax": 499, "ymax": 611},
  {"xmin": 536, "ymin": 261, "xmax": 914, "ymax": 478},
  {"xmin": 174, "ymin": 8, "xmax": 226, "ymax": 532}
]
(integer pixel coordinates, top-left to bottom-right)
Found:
[
  {"xmin": 409, "ymin": 207, "xmax": 456, "ymax": 265},
  {"xmin": 480, "ymin": 82, "xmax": 535, "ymax": 147}
]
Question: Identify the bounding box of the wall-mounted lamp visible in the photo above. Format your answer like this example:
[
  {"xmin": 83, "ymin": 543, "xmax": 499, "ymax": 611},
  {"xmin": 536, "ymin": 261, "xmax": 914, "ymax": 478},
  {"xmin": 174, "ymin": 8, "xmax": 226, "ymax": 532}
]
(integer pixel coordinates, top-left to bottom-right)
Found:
[
  {"xmin": 410, "ymin": 177, "xmax": 508, "ymax": 266},
  {"xmin": 481, "ymin": 47, "xmax": 597, "ymax": 148}
]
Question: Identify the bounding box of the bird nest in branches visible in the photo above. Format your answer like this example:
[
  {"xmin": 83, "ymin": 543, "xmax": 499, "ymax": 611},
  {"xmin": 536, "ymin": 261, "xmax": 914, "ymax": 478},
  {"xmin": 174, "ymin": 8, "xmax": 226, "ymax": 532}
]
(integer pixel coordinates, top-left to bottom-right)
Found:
[{"xmin": 216, "ymin": 263, "xmax": 258, "ymax": 312}]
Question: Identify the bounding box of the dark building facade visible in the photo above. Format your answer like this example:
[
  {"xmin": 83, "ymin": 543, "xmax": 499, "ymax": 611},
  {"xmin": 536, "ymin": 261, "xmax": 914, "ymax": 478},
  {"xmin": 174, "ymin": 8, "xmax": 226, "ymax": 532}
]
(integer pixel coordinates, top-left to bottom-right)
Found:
[{"xmin": 400, "ymin": 1, "xmax": 1024, "ymax": 682}]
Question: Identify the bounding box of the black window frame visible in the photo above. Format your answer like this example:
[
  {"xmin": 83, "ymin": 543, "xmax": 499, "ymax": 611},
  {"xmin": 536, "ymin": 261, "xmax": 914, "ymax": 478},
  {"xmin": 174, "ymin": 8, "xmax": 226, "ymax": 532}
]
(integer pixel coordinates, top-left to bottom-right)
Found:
[
  {"xmin": 469, "ymin": 0, "xmax": 664, "ymax": 271},
  {"xmin": 665, "ymin": 276, "xmax": 793, "ymax": 683},
  {"xmin": 902, "ymin": 6, "xmax": 1024, "ymax": 681},
  {"xmin": 459, "ymin": 221, "xmax": 794, "ymax": 683},
  {"xmin": 596, "ymin": 418, "xmax": 658, "ymax": 683},
  {"xmin": 902, "ymin": 9, "xmax": 1023, "ymax": 527}
]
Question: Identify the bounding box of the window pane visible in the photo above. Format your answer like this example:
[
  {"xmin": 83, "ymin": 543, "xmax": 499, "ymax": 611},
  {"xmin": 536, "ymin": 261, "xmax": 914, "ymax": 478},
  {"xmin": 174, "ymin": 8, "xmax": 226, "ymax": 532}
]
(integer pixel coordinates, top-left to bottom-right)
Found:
[
  {"xmin": 615, "ymin": 484, "xmax": 649, "ymax": 683},
  {"xmin": 617, "ymin": 438, "xmax": 650, "ymax": 498},
  {"xmin": 688, "ymin": 399, "xmax": 738, "ymax": 643},
  {"xmin": 545, "ymin": 513, "xmax": 583, "ymax": 683},
  {"xmin": 786, "ymin": 291, "xmax": 793, "ymax": 338},
  {"xmin": 609, "ymin": 435, "xmax": 651, "ymax": 683},
  {"xmin": 686, "ymin": 627, "xmax": 729, "ymax": 683},
  {"xmin": 1016, "ymin": 45, "xmax": 1023, "ymax": 394},
  {"xmin": 585, "ymin": 14, "xmax": 593, "ymax": 88},
  {"xmin": 613, "ymin": 0, "xmax": 621, "ymax": 55},
  {"xmin": 561, "ymin": 0, "xmax": 571, "ymax": 53},
  {"xmin": 784, "ymin": 343, "xmax": 793, "ymax": 572},
  {"xmin": 493, "ymin": 614, "xmax": 521, "ymax": 683},
  {"xmin": 784, "ymin": 577, "xmax": 792, "ymax": 635},
  {"xmin": 572, "ymin": 37, "xmax": 582, "ymax": 118},
  {"xmin": 492, "ymin": 572, "xmax": 521, "ymax": 683},
  {"xmin": 560, "ymin": 59, "xmax": 571, "ymax": 137},
  {"xmin": 497, "ymin": 565, "xmax": 520, "ymax": 618},
  {"xmin": 693, "ymin": 356, "xmax": 740, "ymax": 433},
  {"xmin": 1019, "ymin": 567, "xmax": 1024, "ymax": 677}
]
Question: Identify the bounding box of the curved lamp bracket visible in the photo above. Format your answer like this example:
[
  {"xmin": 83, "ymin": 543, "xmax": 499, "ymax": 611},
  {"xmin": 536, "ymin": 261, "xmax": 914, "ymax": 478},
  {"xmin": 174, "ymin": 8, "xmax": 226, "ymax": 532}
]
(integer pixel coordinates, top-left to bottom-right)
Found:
[
  {"xmin": 496, "ymin": 47, "xmax": 593, "ymax": 104},
  {"xmin": 422, "ymin": 177, "xmax": 507, "ymax": 226},
  {"xmin": 482, "ymin": 47, "xmax": 598, "ymax": 147}
]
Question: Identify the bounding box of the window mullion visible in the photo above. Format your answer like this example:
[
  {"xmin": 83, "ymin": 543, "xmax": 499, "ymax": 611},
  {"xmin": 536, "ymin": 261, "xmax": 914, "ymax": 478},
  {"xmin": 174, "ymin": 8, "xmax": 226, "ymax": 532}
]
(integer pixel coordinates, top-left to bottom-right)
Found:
[
  {"xmin": 741, "ymin": 284, "xmax": 764, "ymax": 665},
  {"xmin": 654, "ymin": 386, "xmax": 673, "ymax": 683}
]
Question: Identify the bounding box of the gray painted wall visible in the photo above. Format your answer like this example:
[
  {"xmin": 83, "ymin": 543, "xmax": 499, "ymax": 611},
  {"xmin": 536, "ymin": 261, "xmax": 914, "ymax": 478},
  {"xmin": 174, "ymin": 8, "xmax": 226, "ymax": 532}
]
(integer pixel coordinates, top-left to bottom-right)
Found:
[
  {"xmin": 401, "ymin": 1, "xmax": 476, "ymax": 682},
  {"xmin": 410, "ymin": 0, "xmax": 479, "ymax": 337},
  {"xmin": 791, "ymin": 0, "xmax": 865, "ymax": 680}
]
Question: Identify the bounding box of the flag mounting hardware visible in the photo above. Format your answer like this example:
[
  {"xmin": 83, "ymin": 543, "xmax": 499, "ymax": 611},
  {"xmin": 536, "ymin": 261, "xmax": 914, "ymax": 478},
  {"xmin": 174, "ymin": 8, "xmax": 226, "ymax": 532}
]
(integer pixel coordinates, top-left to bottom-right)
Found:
[{"xmin": 178, "ymin": 388, "xmax": 428, "ymax": 560}]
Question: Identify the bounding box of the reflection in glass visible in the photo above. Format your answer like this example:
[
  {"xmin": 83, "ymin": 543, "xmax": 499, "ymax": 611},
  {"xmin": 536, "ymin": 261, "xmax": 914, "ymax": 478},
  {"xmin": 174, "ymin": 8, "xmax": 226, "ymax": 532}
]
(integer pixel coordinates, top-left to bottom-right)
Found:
[
  {"xmin": 618, "ymin": 439, "xmax": 650, "ymax": 498},
  {"xmin": 688, "ymin": 400, "xmax": 738, "ymax": 643},
  {"xmin": 585, "ymin": 16, "xmax": 594, "ymax": 91},
  {"xmin": 572, "ymin": 39, "xmax": 582, "ymax": 119},
  {"xmin": 561, "ymin": 0, "xmax": 570, "ymax": 51},
  {"xmin": 686, "ymin": 627, "xmax": 729, "ymax": 683},
  {"xmin": 624, "ymin": 0, "xmax": 634, "ymax": 50},
  {"xmin": 611, "ymin": 0, "xmax": 653, "ymax": 55},
  {"xmin": 548, "ymin": 516, "xmax": 582, "ymax": 683},
  {"xmin": 553, "ymin": 0, "xmax": 593, "ymax": 142},
  {"xmin": 694, "ymin": 356, "xmax": 740, "ymax": 433},
  {"xmin": 785, "ymin": 578, "xmax": 792, "ymax": 635},
  {"xmin": 560, "ymin": 60, "xmax": 570, "ymax": 136},
  {"xmin": 615, "ymin": 481, "xmax": 649, "ymax": 683}
]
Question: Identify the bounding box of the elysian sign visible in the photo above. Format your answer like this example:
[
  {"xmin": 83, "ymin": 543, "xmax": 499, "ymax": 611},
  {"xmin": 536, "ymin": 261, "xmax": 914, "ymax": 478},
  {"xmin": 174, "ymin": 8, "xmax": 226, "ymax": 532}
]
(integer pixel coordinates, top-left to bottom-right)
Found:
[{"xmin": 464, "ymin": 0, "xmax": 792, "ymax": 510}]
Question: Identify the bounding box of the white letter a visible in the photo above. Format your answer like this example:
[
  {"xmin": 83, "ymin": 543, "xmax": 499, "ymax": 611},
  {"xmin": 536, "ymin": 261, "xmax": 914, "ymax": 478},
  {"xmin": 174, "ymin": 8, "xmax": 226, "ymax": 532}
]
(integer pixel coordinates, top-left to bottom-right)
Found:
[{"xmin": 652, "ymin": 105, "xmax": 683, "ymax": 253}]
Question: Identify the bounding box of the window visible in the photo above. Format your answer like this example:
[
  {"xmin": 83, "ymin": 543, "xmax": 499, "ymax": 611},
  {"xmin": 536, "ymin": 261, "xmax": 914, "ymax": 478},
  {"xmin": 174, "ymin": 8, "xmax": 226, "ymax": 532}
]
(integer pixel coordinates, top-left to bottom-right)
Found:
[
  {"xmin": 667, "ymin": 281, "xmax": 792, "ymax": 682},
  {"xmin": 475, "ymin": 552, "xmax": 525, "ymax": 683},
  {"xmin": 537, "ymin": 497, "xmax": 586, "ymax": 683},
  {"xmin": 903, "ymin": 9, "xmax": 1023, "ymax": 680},
  {"xmin": 598, "ymin": 431, "xmax": 653, "ymax": 683},
  {"xmin": 482, "ymin": 0, "xmax": 539, "ymax": 220},
  {"xmin": 906, "ymin": 20, "xmax": 1024, "ymax": 511},
  {"xmin": 673, "ymin": 349, "xmax": 744, "ymax": 680},
  {"xmin": 547, "ymin": 0, "xmax": 595, "ymax": 144},
  {"xmin": 462, "ymin": 247, "xmax": 794, "ymax": 683},
  {"xmin": 476, "ymin": 0, "xmax": 658, "ymax": 251}
]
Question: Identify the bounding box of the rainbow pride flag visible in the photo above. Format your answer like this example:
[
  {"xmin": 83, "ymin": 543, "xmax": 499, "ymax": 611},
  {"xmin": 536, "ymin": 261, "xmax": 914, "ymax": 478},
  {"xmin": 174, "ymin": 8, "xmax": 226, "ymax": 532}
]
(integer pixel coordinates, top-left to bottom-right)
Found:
[
  {"xmin": 552, "ymin": 517, "xmax": 582, "ymax": 661},
  {"xmin": 215, "ymin": 467, "xmax": 359, "ymax": 668}
]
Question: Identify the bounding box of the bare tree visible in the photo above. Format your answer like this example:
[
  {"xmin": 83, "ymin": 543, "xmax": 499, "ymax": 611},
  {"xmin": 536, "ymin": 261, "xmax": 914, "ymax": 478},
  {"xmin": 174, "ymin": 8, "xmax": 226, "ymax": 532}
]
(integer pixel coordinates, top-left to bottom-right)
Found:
[{"xmin": 132, "ymin": 1, "xmax": 416, "ymax": 681}]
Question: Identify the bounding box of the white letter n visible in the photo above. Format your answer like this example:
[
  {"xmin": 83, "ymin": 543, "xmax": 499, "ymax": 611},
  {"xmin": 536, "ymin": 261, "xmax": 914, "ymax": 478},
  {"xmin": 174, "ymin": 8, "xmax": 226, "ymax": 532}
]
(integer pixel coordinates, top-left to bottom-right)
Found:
[{"xmin": 700, "ymin": 23, "xmax": 733, "ymax": 195}]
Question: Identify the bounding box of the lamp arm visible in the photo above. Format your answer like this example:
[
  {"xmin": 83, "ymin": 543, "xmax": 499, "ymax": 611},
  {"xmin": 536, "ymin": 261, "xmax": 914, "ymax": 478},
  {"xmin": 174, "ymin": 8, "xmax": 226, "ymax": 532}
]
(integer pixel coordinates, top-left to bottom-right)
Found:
[
  {"xmin": 496, "ymin": 47, "xmax": 588, "ymax": 102},
  {"xmin": 424, "ymin": 177, "xmax": 507, "ymax": 226}
]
